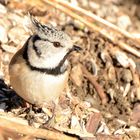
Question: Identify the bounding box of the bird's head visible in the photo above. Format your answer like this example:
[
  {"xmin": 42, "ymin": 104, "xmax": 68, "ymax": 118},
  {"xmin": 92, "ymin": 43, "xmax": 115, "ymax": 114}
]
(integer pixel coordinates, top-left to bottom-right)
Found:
[{"xmin": 26, "ymin": 16, "xmax": 81, "ymax": 71}]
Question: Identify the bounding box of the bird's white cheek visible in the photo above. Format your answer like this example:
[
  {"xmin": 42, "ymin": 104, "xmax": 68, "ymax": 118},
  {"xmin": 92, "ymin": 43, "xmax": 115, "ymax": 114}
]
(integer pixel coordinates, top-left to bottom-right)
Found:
[{"xmin": 45, "ymin": 50, "xmax": 68, "ymax": 68}]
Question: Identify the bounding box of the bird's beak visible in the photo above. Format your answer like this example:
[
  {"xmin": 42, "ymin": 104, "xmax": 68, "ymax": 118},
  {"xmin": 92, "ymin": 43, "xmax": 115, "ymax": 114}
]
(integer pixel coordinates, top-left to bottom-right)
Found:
[
  {"xmin": 73, "ymin": 45, "xmax": 82, "ymax": 51},
  {"xmin": 69, "ymin": 45, "xmax": 82, "ymax": 53}
]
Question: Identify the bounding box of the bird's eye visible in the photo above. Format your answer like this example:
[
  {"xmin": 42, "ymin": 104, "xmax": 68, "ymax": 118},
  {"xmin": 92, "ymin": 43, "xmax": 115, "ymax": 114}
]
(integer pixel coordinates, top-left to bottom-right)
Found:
[{"xmin": 53, "ymin": 42, "xmax": 61, "ymax": 48}]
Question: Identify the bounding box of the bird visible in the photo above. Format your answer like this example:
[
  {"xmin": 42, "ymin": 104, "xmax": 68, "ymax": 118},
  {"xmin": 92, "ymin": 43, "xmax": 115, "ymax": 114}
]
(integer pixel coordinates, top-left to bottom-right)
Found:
[{"xmin": 9, "ymin": 16, "xmax": 81, "ymax": 106}]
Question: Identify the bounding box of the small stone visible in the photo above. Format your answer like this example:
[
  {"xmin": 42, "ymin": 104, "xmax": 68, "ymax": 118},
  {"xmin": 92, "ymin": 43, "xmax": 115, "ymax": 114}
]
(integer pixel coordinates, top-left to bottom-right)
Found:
[
  {"xmin": 1, "ymin": 44, "xmax": 17, "ymax": 54},
  {"xmin": 8, "ymin": 26, "xmax": 27, "ymax": 45},
  {"xmin": 0, "ymin": 25, "xmax": 8, "ymax": 43},
  {"xmin": 70, "ymin": 64, "xmax": 83, "ymax": 87},
  {"xmin": 115, "ymin": 51, "xmax": 129, "ymax": 68},
  {"xmin": 121, "ymin": 69, "xmax": 132, "ymax": 83},
  {"xmin": 71, "ymin": 115, "xmax": 81, "ymax": 130},
  {"xmin": 108, "ymin": 66, "xmax": 116, "ymax": 83},
  {"xmin": 136, "ymin": 61, "xmax": 140, "ymax": 76},
  {"xmin": 2, "ymin": 53, "xmax": 10, "ymax": 65},
  {"xmin": 117, "ymin": 15, "xmax": 131, "ymax": 30},
  {"xmin": 89, "ymin": 1, "xmax": 99, "ymax": 10},
  {"xmin": 131, "ymin": 103, "xmax": 140, "ymax": 125}
]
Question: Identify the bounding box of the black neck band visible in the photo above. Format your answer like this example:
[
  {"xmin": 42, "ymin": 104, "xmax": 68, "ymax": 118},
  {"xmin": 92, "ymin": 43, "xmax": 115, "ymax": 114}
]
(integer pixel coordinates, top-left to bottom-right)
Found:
[{"xmin": 23, "ymin": 36, "xmax": 68, "ymax": 76}]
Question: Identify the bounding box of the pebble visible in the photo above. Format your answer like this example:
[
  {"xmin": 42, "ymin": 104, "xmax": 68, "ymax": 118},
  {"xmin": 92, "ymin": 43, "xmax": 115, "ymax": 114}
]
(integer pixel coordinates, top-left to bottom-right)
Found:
[
  {"xmin": 115, "ymin": 51, "xmax": 129, "ymax": 68},
  {"xmin": 0, "ymin": 25, "xmax": 8, "ymax": 43},
  {"xmin": 89, "ymin": 1, "xmax": 99, "ymax": 10},
  {"xmin": 1, "ymin": 44, "xmax": 17, "ymax": 54},
  {"xmin": 117, "ymin": 15, "xmax": 131, "ymax": 30},
  {"xmin": 71, "ymin": 115, "xmax": 81, "ymax": 130},
  {"xmin": 136, "ymin": 61, "xmax": 140, "ymax": 76},
  {"xmin": 70, "ymin": 64, "xmax": 83, "ymax": 87},
  {"xmin": 8, "ymin": 26, "xmax": 27, "ymax": 45},
  {"xmin": 131, "ymin": 103, "xmax": 140, "ymax": 124},
  {"xmin": 2, "ymin": 53, "xmax": 10, "ymax": 65},
  {"xmin": 108, "ymin": 66, "xmax": 116, "ymax": 83},
  {"xmin": 121, "ymin": 69, "xmax": 132, "ymax": 83}
]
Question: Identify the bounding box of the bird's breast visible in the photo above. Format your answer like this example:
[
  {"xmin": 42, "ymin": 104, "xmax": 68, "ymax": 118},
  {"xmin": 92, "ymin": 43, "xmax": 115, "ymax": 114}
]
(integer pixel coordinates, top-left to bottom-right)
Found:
[{"xmin": 9, "ymin": 59, "xmax": 69, "ymax": 106}]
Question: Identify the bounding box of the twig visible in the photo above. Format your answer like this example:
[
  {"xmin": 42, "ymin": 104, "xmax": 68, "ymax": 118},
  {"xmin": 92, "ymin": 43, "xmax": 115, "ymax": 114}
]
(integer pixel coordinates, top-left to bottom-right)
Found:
[
  {"xmin": 0, "ymin": 126, "xmax": 21, "ymax": 140},
  {"xmin": 0, "ymin": 117, "xmax": 78, "ymax": 140},
  {"xmin": 52, "ymin": 0, "xmax": 140, "ymax": 44},
  {"xmin": 44, "ymin": 0, "xmax": 140, "ymax": 58},
  {"xmin": 96, "ymin": 134, "xmax": 122, "ymax": 140},
  {"xmin": 81, "ymin": 65, "xmax": 108, "ymax": 104},
  {"xmin": 0, "ymin": 111, "xmax": 28, "ymax": 125},
  {"xmin": 86, "ymin": 113, "xmax": 102, "ymax": 135}
]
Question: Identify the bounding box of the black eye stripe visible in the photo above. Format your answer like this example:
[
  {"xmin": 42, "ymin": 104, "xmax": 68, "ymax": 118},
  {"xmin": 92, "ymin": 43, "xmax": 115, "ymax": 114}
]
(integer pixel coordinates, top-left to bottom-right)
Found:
[
  {"xmin": 39, "ymin": 38, "xmax": 62, "ymax": 48},
  {"xmin": 32, "ymin": 35, "xmax": 62, "ymax": 49}
]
